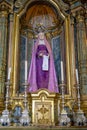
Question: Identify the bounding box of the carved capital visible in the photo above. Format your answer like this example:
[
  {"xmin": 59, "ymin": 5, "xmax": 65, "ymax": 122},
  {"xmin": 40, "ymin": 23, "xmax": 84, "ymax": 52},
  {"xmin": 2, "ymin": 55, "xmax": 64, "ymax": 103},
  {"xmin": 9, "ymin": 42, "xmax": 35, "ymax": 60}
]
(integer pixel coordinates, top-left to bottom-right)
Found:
[
  {"xmin": 14, "ymin": 0, "xmax": 23, "ymax": 8},
  {"xmin": 70, "ymin": 13, "xmax": 75, "ymax": 25},
  {"xmin": 76, "ymin": 9, "xmax": 85, "ymax": 23},
  {"xmin": 0, "ymin": 1, "xmax": 11, "ymax": 14}
]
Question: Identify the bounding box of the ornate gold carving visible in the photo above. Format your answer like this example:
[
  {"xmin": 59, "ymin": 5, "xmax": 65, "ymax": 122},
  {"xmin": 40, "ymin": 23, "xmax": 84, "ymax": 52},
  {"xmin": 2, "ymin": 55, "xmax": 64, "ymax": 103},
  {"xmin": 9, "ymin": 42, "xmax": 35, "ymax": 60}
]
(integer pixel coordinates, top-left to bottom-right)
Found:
[
  {"xmin": 8, "ymin": 0, "xmax": 84, "ymax": 117},
  {"xmin": 0, "ymin": 0, "xmax": 87, "ymax": 121},
  {"xmin": 76, "ymin": 9, "xmax": 85, "ymax": 23},
  {"xmin": 31, "ymin": 89, "xmax": 57, "ymax": 125},
  {"xmin": 0, "ymin": 1, "xmax": 11, "ymax": 12},
  {"xmin": 37, "ymin": 104, "xmax": 49, "ymax": 124},
  {"xmin": 14, "ymin": 0, "xmax": 23, "ymax": 8},
  {"xmin": 65, "ymin": 100, "xmax": 76, "ymax": 111},
  {"xmin": 11, "ymin": 0, "xmax": 72, "ymax": 98},
  {"xmin": 10, "ymin": 95, "xmax": 24, "ymax": 110},
  {"xmin": 57, "ymin": 0, "xmax": 69, "ymax": 11}
]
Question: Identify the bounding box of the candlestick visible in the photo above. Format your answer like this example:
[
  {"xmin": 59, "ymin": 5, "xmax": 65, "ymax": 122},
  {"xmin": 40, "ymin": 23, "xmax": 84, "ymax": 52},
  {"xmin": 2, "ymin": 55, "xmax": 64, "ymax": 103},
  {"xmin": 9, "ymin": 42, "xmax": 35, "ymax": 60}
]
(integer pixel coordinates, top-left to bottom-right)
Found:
[
  {"xmin": 25, "ymin": 60, "xmax": 27, "ymax": 81},
  {"xmin": 20, "ymin": 81, "xmax": 30, "ymax": 126},
  {"xmin": 59, "ymin": 83, "xmax": 70, "ymax": 126},
  {"xmin": 0, "ymin": 80, "xmax": 11, "ymax": 126},
  {"xmin": 61, "ymin": 61, "xmax": 64, "ymax": 81},
  {"xmin": 8, "ymin": 67, "xmax": 11, "ymax": 80},
  {"xmin": 76, "ymin": 69, "xmax": 79, "ymax": 83}
]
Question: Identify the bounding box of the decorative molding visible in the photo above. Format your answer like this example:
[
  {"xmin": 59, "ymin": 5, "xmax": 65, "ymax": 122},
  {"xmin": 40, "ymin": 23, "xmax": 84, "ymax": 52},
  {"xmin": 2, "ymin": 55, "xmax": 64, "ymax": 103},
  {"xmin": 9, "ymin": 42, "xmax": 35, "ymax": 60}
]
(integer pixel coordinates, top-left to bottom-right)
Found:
[{"xmin": 0, "ymin": 0, "xmax": 12, "ymax": 12}]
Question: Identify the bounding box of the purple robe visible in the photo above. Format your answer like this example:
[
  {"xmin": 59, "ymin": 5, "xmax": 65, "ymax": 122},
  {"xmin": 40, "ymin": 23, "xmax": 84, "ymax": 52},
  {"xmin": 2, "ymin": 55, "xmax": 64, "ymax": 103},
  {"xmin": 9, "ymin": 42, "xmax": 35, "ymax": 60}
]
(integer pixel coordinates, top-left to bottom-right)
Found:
[
  {"xmin": 28, "ymin": 36, "xmax": 59, "ymax": 93},
  {"xmin": 36, "ymin": 44, "xmax": 49, "ymax": 89}
]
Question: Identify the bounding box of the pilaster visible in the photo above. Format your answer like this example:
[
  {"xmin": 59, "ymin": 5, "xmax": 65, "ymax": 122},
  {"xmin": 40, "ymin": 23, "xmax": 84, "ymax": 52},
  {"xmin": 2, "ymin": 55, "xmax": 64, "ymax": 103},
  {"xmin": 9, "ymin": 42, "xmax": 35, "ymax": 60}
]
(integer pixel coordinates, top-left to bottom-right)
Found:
[
  {"xmin": 0, "ymin": 3, "xmax": 9, "ymax": 94},
  {"xmin": 76, "ymin": 8, "xmax": 87, "ymax": 96},
  {"xmin": 0, "ymin": 0, "xmax": 11, "ymax": 112}
]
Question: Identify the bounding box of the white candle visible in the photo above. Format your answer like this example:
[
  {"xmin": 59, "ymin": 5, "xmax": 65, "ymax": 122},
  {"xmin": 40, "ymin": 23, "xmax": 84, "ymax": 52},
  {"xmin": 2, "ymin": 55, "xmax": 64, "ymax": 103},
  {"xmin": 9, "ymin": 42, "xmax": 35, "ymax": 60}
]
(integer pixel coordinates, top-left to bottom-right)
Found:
[
  {"xmin": 76, "ymin": 69, "xmax": 79, "ymax": 83},
  {"xmin": 61, "ymin": 61, "xmax": 64, "ymax": 81},
  {"xmin": 8, "ymin": 67, "xmax": 11, "ymax": 80},
  {"xmin": 25, "ymin": 37, "xmax": 27, "ymax": 60},
  {"xmin": 25, "ymin": 60, "xmax": 27, "ymax": 81}
]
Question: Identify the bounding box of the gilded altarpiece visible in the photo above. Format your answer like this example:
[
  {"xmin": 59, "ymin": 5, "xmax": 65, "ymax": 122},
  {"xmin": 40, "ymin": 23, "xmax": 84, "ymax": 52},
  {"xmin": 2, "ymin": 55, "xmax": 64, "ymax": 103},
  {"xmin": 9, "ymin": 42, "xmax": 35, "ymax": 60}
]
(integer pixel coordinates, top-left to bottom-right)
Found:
[
  {"xmin": 0, "ymin": 0, "xmax": 87, "ymax": 124},
  {"xmin": 11, "ymin": 1, "xmax": 74, "ymax": 123}
]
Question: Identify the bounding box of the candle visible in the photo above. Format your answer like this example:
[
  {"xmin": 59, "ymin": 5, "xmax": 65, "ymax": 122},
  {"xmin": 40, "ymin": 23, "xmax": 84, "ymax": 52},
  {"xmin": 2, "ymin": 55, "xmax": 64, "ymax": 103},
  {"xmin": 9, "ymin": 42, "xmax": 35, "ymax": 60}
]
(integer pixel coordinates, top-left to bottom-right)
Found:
[
  {"xmin": 8, "ymin": 67, "xmax": 11, "ymax": 80},
  {"xmin": 61, "ymin": 61, "xmax": 64, "ymax": 81},
  {"xmin": 25, "ymin": 60, "xmax": 27, "ymax": 81},
  {"xmin": 25, "ymin": 37, "xmax": 27, "ymax": 60},
  {"xmin": 76, "ymin": 69, "xmax": 79, "ymax": 83}
]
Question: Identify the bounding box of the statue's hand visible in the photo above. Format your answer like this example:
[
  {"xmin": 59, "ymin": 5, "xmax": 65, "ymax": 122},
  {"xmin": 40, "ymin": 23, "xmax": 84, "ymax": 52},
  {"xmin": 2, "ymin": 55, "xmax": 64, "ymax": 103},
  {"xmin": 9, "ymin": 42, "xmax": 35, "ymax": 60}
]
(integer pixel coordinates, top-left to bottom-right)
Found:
[{"xmin": 39, "ymin": 53, "xmax": 43, "ymax": 57}]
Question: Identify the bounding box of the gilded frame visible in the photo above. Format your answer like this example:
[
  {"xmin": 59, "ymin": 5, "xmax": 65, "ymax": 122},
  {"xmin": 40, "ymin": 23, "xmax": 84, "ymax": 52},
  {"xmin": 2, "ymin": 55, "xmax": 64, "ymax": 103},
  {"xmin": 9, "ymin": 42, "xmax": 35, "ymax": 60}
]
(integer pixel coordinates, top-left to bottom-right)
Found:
[{"xmin": 11, "ymin": 0, "xmax": 76, "ymax": 100}]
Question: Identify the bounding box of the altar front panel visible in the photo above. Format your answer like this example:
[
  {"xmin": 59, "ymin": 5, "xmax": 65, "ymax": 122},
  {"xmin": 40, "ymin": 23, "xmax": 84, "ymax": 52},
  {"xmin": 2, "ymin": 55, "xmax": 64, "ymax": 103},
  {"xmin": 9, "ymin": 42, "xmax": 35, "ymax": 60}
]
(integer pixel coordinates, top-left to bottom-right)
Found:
[
  {"xmin": 32, "ymin": 101, "xmax": 53, "ymax": 125},
  {"xmin": 31, "ymin": 89, "xmax": 58, "ymax": 125}
]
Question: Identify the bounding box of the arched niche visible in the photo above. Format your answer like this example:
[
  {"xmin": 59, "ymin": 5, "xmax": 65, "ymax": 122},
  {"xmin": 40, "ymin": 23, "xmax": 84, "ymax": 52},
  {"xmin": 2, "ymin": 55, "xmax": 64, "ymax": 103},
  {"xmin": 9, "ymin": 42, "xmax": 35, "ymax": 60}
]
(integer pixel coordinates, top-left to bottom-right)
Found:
[{"xmin": 12, "ymin": 0, "xmax": 72, "ymax": 97}]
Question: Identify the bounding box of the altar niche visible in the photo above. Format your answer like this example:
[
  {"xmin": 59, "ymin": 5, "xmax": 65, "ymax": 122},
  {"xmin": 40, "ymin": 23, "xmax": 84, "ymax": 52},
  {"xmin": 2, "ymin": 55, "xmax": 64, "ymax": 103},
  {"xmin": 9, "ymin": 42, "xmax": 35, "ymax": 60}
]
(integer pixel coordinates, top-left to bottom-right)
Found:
[
  {"xmin": 19, "ymin": 33, "xmax": 66, "ymax": 93},
  {"xmin": 20, "ymin": 36, "xmax": 61, "ymax": 92},
  {"xmin": 12, "ymin": 1, "xmax": 74, "ymax": 98},
  {"xmin": 19, "ymin": 4, "xmax": 68, "ymax": 94}
]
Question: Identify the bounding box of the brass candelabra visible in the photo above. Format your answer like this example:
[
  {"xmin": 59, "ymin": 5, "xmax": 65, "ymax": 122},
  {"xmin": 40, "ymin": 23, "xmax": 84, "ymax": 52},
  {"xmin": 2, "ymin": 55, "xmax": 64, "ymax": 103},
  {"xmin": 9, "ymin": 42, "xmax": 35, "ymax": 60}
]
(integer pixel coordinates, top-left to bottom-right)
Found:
[
  {"xmin": 20, "ymin": 80, "xmax": 31, "ymax": 126},
  {"xmin": 74, "ymin": 83, "xmax": 86, "ymax": 126},
  {"xmin": 59, "ymin": 81, "xmax": 70, "ymax": 126},
  {"xmin": 0, "ymin": 80, "xmax": 11, "ymax": 126}
]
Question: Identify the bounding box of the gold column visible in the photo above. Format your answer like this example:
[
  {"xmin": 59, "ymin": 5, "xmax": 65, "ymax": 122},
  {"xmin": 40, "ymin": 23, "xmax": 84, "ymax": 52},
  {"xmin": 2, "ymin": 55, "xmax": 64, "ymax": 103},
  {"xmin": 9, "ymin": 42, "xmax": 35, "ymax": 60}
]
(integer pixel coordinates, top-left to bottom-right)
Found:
[
  {"xmin": 69, "ymin": 14, "xmax": 77, "ymax": 98},
  {"xmin": 12, "ymin": 13, "xmax": 20, "ymax": 96},
  {"xmin": 0, "ymin": 4, "xmax": 9, "ymax": 95},
  {"xmin": 8, "ymin": 13, "xmax": 14, "ymax": 70},
  {"xmin": 76, "ymin": 9, "xmax": 87, "ymax": 96},
  {"xmin": 7, "ymin": 13, "xmax": 14, "ymax": 96},
  {"xmin": 65, "ymin": 17, "xmax": 71, "ymax": 96}
]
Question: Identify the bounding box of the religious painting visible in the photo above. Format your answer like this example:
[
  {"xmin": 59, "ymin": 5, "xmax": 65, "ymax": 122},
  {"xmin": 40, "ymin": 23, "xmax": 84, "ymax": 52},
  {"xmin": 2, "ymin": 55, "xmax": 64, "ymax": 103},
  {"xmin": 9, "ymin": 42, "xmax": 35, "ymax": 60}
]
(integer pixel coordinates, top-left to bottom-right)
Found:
[{"xmin": 52, "ymin": 36, "xmax": 61, "ymax": 84}]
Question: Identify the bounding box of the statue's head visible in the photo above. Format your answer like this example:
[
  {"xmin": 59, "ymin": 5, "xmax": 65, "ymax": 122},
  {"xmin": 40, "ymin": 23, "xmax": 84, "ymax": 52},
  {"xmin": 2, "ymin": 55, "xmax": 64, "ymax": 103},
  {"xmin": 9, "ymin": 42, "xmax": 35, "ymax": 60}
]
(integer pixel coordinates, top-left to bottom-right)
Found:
[{"xmin": 38, "ymin": 32, "xmax": 44, "ymax": 40}]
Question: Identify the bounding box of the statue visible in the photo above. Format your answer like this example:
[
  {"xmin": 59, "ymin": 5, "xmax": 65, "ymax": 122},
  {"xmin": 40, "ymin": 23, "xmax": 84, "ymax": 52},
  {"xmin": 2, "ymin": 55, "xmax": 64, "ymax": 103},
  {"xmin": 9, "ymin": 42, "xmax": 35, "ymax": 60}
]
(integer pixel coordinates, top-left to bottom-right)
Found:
[{"xmin": 27, "ymin": 25, "xmax": 59, "ymax": 93}]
